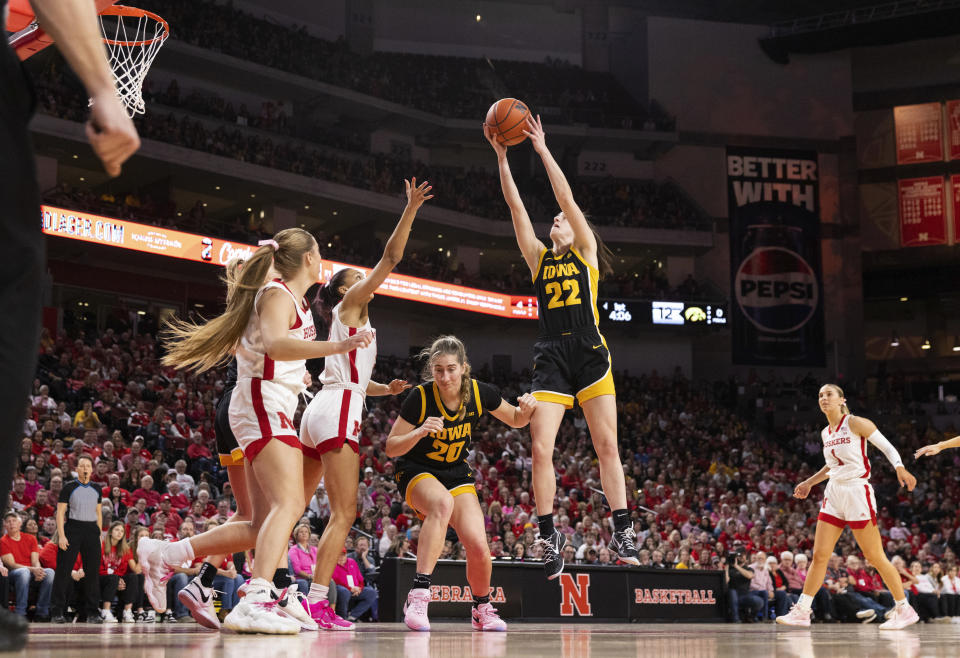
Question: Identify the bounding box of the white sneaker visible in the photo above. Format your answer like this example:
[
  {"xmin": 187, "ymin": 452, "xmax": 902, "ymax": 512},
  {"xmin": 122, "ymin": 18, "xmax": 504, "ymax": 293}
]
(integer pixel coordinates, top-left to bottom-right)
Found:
[
  {"xmin": 276, "ymin": 587, "xmax": 318, "ymax": 631},
  {"xmin": 122, "ymin": 609, "xmax": 135, "ymax": 623},
  {"xmin": 223, "ymin": 585, "xmax": 301, "ymax": 635},
  {"xmin": 178, "ymin": 577, "xmax": 220, "ymax": 630},
  {"xmin": 101, "ymin": 609, "xmax": 118, "ymax": 623},
  {"xmin": 775, "ymin": 604, "xmax": 811, "ymax": 627},
  {"xmin": 142, "ymin": 610, "xmax": 156, "ymax": 623},
  {"xmin": 879, "ymin": 604, "xmax": 920, "ymax": 630},
  {"xmin": 137, "ymin": 538, "xmax": 174, "ymax": 613},
  {"xmin": 857, "ymin": 609, "xmax": 877, "ymax": 624}
]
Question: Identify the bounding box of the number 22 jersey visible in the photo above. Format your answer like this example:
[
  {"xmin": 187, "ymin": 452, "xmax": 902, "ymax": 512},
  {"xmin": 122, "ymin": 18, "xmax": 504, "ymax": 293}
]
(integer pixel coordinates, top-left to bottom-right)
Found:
[{"xmin": 397, "ymin": 379, "xmax": 501, "ymax": 472}]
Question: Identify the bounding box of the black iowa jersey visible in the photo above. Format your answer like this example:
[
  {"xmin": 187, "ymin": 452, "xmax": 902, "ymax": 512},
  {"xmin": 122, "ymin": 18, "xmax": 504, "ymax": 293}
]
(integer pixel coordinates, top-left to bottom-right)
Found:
[
  {"xmin": 534, "ymin": 247, "xmax": 600, "ymax": 337},
  {"xmin": 397, "ymin": 379, "xmax": 501, "ymax": 471}
]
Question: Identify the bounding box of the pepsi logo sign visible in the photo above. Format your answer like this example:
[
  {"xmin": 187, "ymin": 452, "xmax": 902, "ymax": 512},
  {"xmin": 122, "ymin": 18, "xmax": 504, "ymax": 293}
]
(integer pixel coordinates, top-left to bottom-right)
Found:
[{"xmin": 735, "ymin": 247, "xmax": 818, "ymax": 334}]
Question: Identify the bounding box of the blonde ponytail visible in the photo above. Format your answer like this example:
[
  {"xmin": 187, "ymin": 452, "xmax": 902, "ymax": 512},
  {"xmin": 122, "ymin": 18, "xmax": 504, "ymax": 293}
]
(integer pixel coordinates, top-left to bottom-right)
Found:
[
  {"xmin": 162, "ymin": 228, "xmax": 317, "ymax": 373},
  {"xmin": 419, "ymin": 335, "xmax": 472, "ymax": 420}
]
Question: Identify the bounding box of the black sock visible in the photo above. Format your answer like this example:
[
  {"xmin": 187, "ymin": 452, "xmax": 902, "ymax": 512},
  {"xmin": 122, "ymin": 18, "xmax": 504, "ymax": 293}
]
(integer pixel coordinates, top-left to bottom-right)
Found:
[
  {"xmin": 538, "ymin": 515, "xmax": 555, "ymax": 538},
  {"xmin": 412, "ymin": 573, "xmax": 432, "ymax": 590},
  {"xmin": 198, "ymin": 562, "xmax": 217, "ymax": 589},
  {"xmin": 612, "ymin": 509, "xmax": 630, "ymax": 532},
  {"xmin": 273, "ymin": 567, "xmax": 290, "ymax": 589},
  {"xmin": 473, "ymin": 594, "xmax": 490, "ymax": 609}
]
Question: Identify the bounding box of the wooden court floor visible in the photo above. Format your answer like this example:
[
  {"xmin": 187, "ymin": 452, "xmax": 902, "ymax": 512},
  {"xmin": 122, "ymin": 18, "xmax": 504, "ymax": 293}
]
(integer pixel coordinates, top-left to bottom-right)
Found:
[{"xmin": 17, "ymin": 622, "xmax": 960, "ymax": 657}]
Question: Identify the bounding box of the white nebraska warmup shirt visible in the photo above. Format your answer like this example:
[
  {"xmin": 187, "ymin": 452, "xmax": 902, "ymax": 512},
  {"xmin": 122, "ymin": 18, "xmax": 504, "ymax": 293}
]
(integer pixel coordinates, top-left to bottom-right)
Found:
[
  {"xmin": 299, "ymin": 302, "xmax": 377, "ymax": 459},
  {"xmin": 230, "ymin": 279, "xmax": 316, "ymax": 461}
]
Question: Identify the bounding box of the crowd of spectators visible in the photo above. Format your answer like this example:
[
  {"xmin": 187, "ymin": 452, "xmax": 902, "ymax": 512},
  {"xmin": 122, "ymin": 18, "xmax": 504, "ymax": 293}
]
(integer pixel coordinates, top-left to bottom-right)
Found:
[
  {"xmin": 4, "ymin": 317, "xmax": 959, "ymax": 624},
  {"xmin": 32, "ymin": 61, "xmax": 704, "ymax": 232},
  {"xmin": 146, "ymin": 0, "xmax": 670, "ymax": 131}
]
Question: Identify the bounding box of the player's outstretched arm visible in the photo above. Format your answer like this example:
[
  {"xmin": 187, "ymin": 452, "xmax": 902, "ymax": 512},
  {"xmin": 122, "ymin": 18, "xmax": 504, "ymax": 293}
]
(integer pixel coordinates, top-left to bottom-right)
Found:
[
  {"xmin": 366, "ymin": 380, "xmax": 412, "ymax": 397},
  {"xmin": 259, "ymin": 289, "xmax": 373, "ymax": 360},
  {"xmin": 489, "ymin": 393, "xmax": 537, "ymax": 428},
  {"xmin": 523, "ymin": 115, "xmax": 596, "ymax": 259},
  {"xmin": 915, "ymin": 435, "xmax": 960, "ymax": 459},
  {"xmin": 29, "ymin": 0, "xmax": 139, "ymax": 176},
  {"xmin": 342, "ymin": 178, "xmax": 432, "ymax": 309},
  {"xmin": 484, "ymin": 124, "xmax": 544, "ymax": 277}
]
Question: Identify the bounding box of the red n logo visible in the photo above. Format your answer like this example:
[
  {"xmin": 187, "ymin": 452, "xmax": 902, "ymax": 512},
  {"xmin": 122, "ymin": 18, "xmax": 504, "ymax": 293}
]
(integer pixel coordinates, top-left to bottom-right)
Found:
[
  {"xmin": 351, "ymin": 420, "xmax": 361, "ymax": 437},
  {"xmin": 559, "ymin": 573, "xmax": 592, "ymax": 616},
  {"xmin": 277, "ymin": 412, "xmax": 296, "ymax": 431}
]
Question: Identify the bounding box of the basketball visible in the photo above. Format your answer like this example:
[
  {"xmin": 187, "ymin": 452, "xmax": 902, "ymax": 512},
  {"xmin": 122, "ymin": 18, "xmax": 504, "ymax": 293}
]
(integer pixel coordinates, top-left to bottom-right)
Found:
[{"xmin": 485, "ymin": 98, "xmax": 530, "ymax": 146}]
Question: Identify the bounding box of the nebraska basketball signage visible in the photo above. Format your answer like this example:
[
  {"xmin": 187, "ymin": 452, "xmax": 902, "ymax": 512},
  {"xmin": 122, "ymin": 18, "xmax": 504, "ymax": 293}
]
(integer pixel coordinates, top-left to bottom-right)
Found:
[
  {"xmin": 726, "ymin": 147, "xmax": 825, "ymax": 367},
  {"xmin": 40, "ymin": 205, "xmax": 537, "ymax": 321}
]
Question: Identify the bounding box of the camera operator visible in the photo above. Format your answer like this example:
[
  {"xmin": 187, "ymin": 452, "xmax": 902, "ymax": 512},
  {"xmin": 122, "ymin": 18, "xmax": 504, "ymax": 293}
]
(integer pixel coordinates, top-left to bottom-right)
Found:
[{"xmin": 727, "ymin": 548, "xmax": 764, "ymax": 622}]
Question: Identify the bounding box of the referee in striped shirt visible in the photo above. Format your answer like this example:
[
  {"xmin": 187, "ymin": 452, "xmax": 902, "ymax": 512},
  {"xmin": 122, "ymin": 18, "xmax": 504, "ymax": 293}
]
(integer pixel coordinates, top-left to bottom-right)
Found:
[{"xmin": 51, "ymin": 455, "xmax": 103, "ymax": 623}]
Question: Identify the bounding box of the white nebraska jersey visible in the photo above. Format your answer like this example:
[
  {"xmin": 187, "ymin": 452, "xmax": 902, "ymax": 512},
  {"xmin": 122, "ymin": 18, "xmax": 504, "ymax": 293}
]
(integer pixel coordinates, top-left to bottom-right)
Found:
[
  {"xmin": 821, "ymin": 414, "xmax": 871, "ymax": 483},
  {"xmin": 319, "ymin": 303, "xmax": 376, "ymax": 390},
  {"xmin": 236, "ymin": 279, "xmax": 316, "ymax": 390}
]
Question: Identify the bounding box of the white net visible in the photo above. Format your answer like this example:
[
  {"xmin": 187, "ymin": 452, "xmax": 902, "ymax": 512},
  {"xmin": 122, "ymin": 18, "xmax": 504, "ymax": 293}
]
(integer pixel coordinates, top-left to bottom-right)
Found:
[{"xmin": 97, "ymin": 7, "xmax": 169, "ymax": 117}]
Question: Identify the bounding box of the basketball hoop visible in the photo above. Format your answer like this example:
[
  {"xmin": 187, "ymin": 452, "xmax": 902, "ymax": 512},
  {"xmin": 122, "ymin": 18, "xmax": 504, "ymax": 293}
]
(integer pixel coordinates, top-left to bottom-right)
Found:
[{"xmin": 97, "ymin": 5, "xmax": 169, "ymax": 117}]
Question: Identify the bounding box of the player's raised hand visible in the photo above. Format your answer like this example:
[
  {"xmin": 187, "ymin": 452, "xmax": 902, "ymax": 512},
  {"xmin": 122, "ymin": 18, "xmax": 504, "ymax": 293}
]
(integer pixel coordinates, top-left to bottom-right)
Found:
[
  {"xmin": 483, "ymin": 123, "xmax": 507, "ymax": 158},
  {"xmin": 417, "ymin": 416, "xmax": 444, "ymax": 438},
  {"xmin": 405, "ymin": 178, "xmax": 434, "ymax": 209},
  {"xmin": 86, "ymin": 90, "xmax": 140, "ymax": 177},
  {"xmin": 896, "ymin": 466, "xmax": 917, "ymax": 492},
  {"xmin": 303, "ymin": 371, "xmax": 313, "ymax": 388},
  {"xmin": 793, "ymin": 481, "xmax": 812, "ymax": 499},
  {"xmin": 915, "ymin": 443, "xmax": 943, "ymax": 459},
  {"xmin": 341, "ymin": 329, "xmax": 374, "ymax": 352},
  {"xmin": 522, "ymin": 114, "xmax": 547, "ymax": 153},
  {"xmin": 387, "ymin": 379, "xmax": 412, "ymax": 395}
]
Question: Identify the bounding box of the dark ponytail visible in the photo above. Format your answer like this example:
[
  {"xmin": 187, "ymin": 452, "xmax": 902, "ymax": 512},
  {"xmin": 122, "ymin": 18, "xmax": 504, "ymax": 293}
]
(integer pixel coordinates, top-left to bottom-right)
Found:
[
  {"xmin": 585, "ymin": 217, "xmax": 614, "ymax": 279},
  {"xmin": 313, "ymin": 268, "xmax": 352, "ymax": 333}
]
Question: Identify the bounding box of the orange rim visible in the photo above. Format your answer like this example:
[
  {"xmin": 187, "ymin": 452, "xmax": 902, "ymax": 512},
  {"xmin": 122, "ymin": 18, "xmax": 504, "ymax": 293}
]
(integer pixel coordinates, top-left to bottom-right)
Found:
[{"xmin": 100, "ymin": 5, "xmax": 169, "ymax": 47}]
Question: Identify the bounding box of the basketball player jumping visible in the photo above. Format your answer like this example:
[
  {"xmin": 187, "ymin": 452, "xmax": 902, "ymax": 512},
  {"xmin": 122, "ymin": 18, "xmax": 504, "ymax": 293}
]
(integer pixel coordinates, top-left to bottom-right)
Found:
[{"xmin": 485, "ymin": 116, "xmax": 638, "ymax": 579}]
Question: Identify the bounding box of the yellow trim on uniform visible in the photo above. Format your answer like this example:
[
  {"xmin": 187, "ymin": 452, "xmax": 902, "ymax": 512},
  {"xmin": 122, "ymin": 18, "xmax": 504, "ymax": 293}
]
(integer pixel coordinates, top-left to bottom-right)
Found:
[
  {"xmin": 432, "ymin": 382, "xmax": 462, "ymax": 422},
  {"xmin": 531, "ymin": 247, "xmax": 549, "ymax": 283},
  {"xmin": 218, "ymin": 447, "xmax": 245, "ymax": 467},
  {"xmin": 570, "ymin": 246, "xmax": 601, "ymax": 327},
  {"xmin": 472, "ymin": 379, "xmax": 482, "ymax": 416},
  {"xmin": 417, "ymin": 386, "xmax": 427, "ymax": 424},
  {"xmin": 532, "ymin": 390, "xmax": 575, "ymax": 409},
  {"xmin": 404, "ymin": 472, "xmax": 437, "ymax": 512},
  {"xmin": 449, "ymin": 484, "xmax": 477, "ymax": 499},
  {"xmin": 576, "ymin": 334, "xmax": 615, "ymax": 404}
]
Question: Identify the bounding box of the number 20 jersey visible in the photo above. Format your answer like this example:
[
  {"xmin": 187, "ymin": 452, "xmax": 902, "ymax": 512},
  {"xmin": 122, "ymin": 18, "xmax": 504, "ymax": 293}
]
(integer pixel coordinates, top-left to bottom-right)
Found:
[
  {"xmin": 397, "ymin": 379, "xmax": 501, "ymax": 472},
  {"xmin": 534, "ymin": 247, "xmax": 600, "ymax": 337}
]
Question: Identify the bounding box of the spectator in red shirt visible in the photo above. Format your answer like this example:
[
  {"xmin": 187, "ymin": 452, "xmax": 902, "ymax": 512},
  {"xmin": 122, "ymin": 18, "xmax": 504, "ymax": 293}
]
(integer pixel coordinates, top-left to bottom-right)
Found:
[
  {"xmin": 90, "ymin": 461, "xmax": 111, "ymax": 486},
  {"xmin": 99, "ymin": 521, "xmax": 137, "ymax": 622},
  {"xmin": 164, "ymin": 481, "xmax": 190, "ymax": 513},
  {"xmin": 185, "ymin": 435, "xmax": 214, "ymax": 478},
  {"xmin": 23, "ymin": 467, "xmax": 43, "ymax": 501},
  {"xmin": 9, "ymin": 478, "xmax": 33, "ymax": 511},
  {"xmin": 2, "ymin": 512, "xmax": 55, "ymax": 619},
  {"xmin": 151, "ymin": 496, "xmax": 183, "ymax": 535},
  {"xmin": 29, "ymin": 489, "xmax": 56, "ymax": 523},
  {"xmin": 130, "ymin": 474, "xmax": 160, "ymax": 509},
  {"xmin": 331, "ymin": 548, "xmax": 377, "ymax": 622}
]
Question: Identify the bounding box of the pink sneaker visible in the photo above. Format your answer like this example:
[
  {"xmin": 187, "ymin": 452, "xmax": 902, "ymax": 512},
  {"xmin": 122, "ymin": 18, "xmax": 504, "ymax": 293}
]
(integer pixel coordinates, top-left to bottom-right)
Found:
[
  {"xmin": 136, "ymin": 538, "xmax": 174, "ymax": 614},
  {"xmin": 776, "ymin": 604, "xmax": 811, "ymax": 627},
  {"xmin": 879, "ymin": 604, "xmax": 920, "ymax": 630},
  {"xmin": 306, "ymin": 599, "xmax": 355, "ymax": 630},
  {"xmin": 403, "ymin": 588, "xmax": 431, "ymax": 632},
  {"xmin": 471, "ymin": 603, "xmax": 507, "ymax": 631}
]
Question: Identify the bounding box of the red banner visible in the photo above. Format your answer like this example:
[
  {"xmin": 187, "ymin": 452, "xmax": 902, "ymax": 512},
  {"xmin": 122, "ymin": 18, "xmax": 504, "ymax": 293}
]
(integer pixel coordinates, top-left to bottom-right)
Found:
[
  {"xmin": 40, "ymin": 205, "xmax": 538, "ymax": 319},
  {"xmin": 952, "ymin": 175, "xmax": 960, "ymax": 245},
  {"xmin": 948, "ymin": 101, "xmax": 960, "ymax": 161},
  {"xmin": 894, "ymin": 103, "xmax": 943, "ymax": 164},
  {"xmin": 898, "ymin": 177, "xmax": 947, "ymax": 247}
]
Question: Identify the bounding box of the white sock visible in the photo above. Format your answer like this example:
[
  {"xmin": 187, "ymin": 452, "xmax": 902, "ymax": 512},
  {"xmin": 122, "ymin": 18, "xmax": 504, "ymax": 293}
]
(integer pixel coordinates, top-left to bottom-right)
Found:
[
  {"xmin": 797, "ymin": 593, "xmax": 813, "ymax": 611},
  {"xmin": 895, "ymin": 598, "xmax": 908, "ymax": 608},
  {"xmin": 161, "ymin": 539, "xmax": 194, "ymax": 566},
  {"xmin": 307, "ymin": 583, "xmax": 329, "ymax": 605}
]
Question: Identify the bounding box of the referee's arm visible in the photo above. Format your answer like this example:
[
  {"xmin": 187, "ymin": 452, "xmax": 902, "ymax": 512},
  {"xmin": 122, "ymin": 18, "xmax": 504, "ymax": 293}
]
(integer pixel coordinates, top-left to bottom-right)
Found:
[
  {"xmin": 95, "ymin": 502, "xmax": 102, "ymax": 534},
  {"xmin": 55, "ymin": 502, "xmax": 69, "ymax": 550}
]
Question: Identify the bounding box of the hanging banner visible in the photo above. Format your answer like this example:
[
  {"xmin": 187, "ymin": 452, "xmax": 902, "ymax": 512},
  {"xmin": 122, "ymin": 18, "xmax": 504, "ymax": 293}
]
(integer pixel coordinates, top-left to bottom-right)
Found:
[
  {"xmin": 947, "ymin": 101, "xmax": 960, "ymax": 161},
  {"xmin": 898, "ymin": 177, "xmax": 946, "ymax": 247},
  {"xmin": 952, "ymin": 175, "xmax": 960, "ymax": 245},
  {"xmin": 894, "ymin": 103, "xmax": 943, "ymax": 164},
  {"xmin": 726, "ymin": 147, "xmax": 825, "ymax": 367}
]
